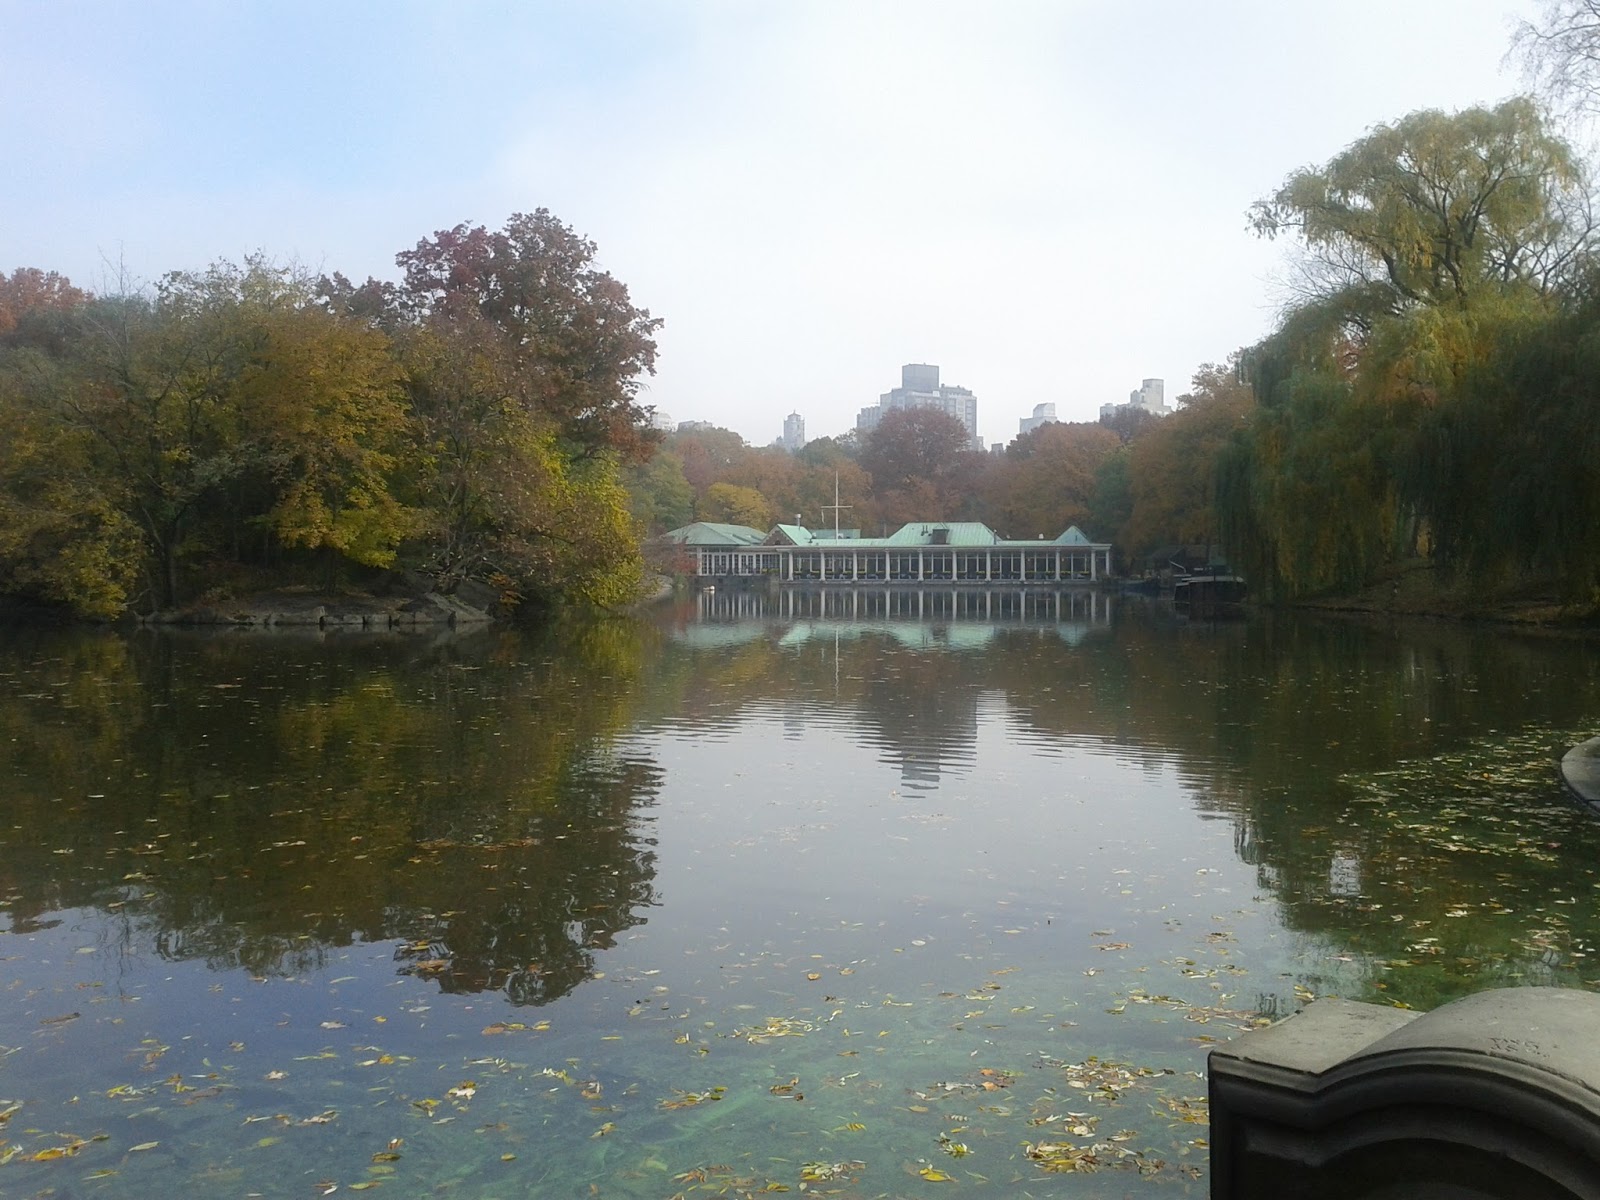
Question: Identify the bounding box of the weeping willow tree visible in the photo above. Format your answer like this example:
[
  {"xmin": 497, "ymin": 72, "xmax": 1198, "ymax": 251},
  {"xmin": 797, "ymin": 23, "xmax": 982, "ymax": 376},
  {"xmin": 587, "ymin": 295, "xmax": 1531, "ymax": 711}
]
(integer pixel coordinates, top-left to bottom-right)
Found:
[
  {"xmin": 1404, "ymin": 283, "xmax": 1600, "ymax": 602},
  {"xmin": 1222, "ymin": 98, "xmax": 1597, "ymax": 600}
]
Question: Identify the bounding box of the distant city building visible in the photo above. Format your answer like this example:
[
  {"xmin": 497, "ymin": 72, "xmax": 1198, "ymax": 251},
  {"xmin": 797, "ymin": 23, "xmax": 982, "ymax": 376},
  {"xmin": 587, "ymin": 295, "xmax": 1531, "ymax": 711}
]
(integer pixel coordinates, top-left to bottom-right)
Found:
[
  {"xmin": 857, "ymin": 363, "xmax": 981, "ymax": 449},
  {"xmin": 1018, "ymin": 402, "xmax": 1057, "ymax": 436},
  {"xmin": 1129, "ymin": 378, "xmax": 1170, "ymax": 415},
  {"xmin": 677, "ymin": 419, "xmax": 718, "ymax": 432},
  {"xmin": 649, "ymin": 410, "xmax": 675, "ymax": 432},
  {"xmin": 1099, "ymin": 377, "xmax": 1172, "ymax": 421},
  {"xmin": 780, "ymin": 411, "xmax": 806, "ymax": 452}
]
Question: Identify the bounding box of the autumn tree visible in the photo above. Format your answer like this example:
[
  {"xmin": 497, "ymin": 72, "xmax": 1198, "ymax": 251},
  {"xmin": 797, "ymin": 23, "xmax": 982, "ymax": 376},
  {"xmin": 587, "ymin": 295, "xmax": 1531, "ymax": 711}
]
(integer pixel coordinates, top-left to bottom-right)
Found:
[
  {"xmin": 670, "ymin": 425, "xmax": 753, "ymax": 495},
  {"xmin": 860, "ymin": 408, "xmax": 979, "ymax": 526},
  {"xmin": 0, "ymin": 260, "xmax": 414, "ymax": 612},
  {"xmin": 624, "ymin": 449, "xmax": 694, "ymax": 533},
  {"xmin": 367, "ymin": 212, "xmax": 662, "ymax": 608},
  {"xmin": 0, "ymin": 268, "xmax": 88, "ymax": 337},
  {"xmin": 699, "ymin": 482, "xmax": 773, "ymax": 528},
  {"xmin": 1224, "ymin": 100, "xmax": 1596, "ymax": 599},
  {"xmin": 1122, "ymin": 363, "xmax": 1253, "ymax": 560},
  {"xmin": 978, "ymin": 421, "xmax": 1120, "ymax": 538},
  {"xmin": 1249, "ymin": 98, "xmax": 1593, "ymax": 317},
  {"xmin": 795, "ymin": 434, "xmax": 857, "ymax": 468},
  {"xmin": 394, "ymin": 210, "xmax": 662, "ymax": 463},
  {"xmin": 1099, "ymin": 405, "xmax": 1157, "ymax": 446},
  {"xmin": 0, "ymin": 212, "xmax": 664, "ymax": 617}
]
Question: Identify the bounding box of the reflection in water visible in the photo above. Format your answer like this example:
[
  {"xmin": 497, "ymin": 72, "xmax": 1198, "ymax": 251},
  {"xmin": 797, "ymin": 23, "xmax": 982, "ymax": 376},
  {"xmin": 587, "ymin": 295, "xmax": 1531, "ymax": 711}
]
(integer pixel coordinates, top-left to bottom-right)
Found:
[
  {"xmin": 696, "ymin": 582, "xmax": 1115, "ymax": 632},
  {"xmin": 660, "ymin": 588, "xmax": 1111, "ymax": 791},
  {"xmin": 649, "ymin": 596, "xmax": 1600, "ymax": 1006},
  {"xmin": 0, "ymin": 622, "xmax": 663, "ymax": 1006},
  {"xmin": 3, "ymin": 606, "xmax": 1600, "ymax": 1197}
]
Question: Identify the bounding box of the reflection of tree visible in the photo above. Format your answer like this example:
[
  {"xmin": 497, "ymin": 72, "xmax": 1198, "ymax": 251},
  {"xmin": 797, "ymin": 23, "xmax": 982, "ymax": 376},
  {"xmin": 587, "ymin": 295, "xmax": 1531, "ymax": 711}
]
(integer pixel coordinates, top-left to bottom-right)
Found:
[
  {"xmin": 0, "ymin": 620, "xmax": 664, "ymax": 1006},
  {"xmin": 388, "ymin": 749, "xmax": 661, "ymax": 1004},
  {"xmin": 8, "ymin": 603, "xmax": 1600, "ymax": 1015},
  {"xmin": 640, "ymin": 598, "xmax": 1600, "ymax": 1007}
]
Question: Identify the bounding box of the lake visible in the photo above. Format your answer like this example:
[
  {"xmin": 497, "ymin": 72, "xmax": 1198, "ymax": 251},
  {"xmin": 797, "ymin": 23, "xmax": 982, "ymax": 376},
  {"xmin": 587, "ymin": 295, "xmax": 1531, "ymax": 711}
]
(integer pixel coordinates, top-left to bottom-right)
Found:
[{"xmin": 2, "ymin": 590, "xmax": 1599, "ymax": 1197}]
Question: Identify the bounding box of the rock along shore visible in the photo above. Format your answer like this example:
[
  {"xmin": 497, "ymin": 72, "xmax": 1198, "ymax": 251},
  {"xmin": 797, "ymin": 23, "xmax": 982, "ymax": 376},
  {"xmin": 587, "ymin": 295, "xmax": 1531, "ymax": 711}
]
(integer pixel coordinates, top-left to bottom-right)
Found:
[{"xmin": 137, "ymin": 589, "xmax": 495, "ymax": 631}]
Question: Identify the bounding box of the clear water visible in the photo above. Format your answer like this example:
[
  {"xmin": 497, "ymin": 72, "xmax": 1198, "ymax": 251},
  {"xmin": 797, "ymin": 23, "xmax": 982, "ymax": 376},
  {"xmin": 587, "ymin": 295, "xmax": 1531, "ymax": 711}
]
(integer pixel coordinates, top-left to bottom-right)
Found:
[{"xmin": 2, "ymin": 591, "xmax": 1599, "ymax": 1197}]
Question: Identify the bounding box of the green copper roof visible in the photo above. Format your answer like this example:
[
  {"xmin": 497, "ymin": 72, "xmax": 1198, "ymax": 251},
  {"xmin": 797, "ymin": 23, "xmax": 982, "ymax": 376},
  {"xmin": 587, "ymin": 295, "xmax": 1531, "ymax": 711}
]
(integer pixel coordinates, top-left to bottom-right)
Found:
[{"xmin": 659, "ymin": 522, "xmax": 768, "ymax": 546}]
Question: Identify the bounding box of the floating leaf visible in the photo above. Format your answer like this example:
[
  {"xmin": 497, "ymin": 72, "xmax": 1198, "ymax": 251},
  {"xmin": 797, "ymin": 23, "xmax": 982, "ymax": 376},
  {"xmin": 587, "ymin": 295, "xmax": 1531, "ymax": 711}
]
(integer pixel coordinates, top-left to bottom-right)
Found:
[
  {"xmin": 129, "ymin": 1141, "xmax": 160, "ymax": 1152},
  {"xmin": 660, "ymin": 1086, "xmax": 725, "ymax": 1110}
]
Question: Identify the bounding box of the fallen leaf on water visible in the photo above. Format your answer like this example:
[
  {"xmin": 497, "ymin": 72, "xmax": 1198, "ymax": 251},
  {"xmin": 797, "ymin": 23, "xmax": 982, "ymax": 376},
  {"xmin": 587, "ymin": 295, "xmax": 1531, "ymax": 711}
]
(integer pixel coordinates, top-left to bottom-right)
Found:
[
  {"xmin": 660, "ymin": 1086, "xmax": 725, "ymax": 1110},
  {"xmin": 31, "ymin": 1142, "xmax": 85, "ymax": 1162},
  {"xmin": 129, "ymin": 1141, "xmax": 160, "ymax": 1152},
  {"xmin": 919, "ymin": 1166, "xmax": 956, "ymax": 1181}
]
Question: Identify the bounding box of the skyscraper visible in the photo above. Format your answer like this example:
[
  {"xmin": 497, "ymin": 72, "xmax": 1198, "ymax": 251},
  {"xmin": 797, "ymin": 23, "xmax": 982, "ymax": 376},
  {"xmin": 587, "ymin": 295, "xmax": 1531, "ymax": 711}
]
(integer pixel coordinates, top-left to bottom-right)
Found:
[
  {"xmin": 780, "ymin": 411, "xmax": 806, "ymax": 452},
  {"xmin": 1018, "ymin": 403, "xmax": 1057, "ymax": 435},
  {"xmin": 856, "ymin": 364, "xmax": 981, "ymax": 448}
]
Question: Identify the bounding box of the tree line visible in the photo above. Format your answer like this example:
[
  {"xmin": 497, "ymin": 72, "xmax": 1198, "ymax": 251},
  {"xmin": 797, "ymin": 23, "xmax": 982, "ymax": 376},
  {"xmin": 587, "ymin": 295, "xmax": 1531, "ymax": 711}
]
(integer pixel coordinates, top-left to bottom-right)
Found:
[
  {"xmin": 630, "ymin": 374, "xmax": 1248, "ymax": 569},
  {"xmin": 0, "ymin": 211, "xmax": 660, "ymax": 618},
  {"xmin": 655, "ymin": 5, "xmax": 1600, "ymax": 613},
  {"xmin": 1218, "ymin": 88, "xmax": 1600, "ymax": 605},
  {"xmin": 10, "ymin": 5, "xmax": 1600, "ymax": 619}
]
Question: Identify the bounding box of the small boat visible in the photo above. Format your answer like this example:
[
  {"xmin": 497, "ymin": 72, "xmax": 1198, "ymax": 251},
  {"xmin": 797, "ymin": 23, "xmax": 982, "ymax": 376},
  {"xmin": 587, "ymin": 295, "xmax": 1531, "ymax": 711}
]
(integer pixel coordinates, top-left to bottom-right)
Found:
[{"xmin": 1173, "ymin": 573, "xmax": 1247, "ymax": 611}]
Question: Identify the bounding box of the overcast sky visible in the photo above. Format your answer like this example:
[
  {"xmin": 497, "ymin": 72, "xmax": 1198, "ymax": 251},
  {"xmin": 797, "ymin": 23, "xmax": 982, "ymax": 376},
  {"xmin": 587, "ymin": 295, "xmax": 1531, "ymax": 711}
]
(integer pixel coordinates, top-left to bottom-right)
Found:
[{"xmin": 3, "ymin": 1, "xmax": 1547, "ymax": 446}]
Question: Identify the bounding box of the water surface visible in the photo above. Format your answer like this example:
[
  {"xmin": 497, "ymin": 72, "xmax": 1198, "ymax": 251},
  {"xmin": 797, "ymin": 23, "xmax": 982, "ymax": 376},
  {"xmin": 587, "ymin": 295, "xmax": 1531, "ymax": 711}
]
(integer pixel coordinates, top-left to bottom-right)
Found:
[{"xmin": 2, "ymin": 593, "xmax": 1599, "ymax": 1197}]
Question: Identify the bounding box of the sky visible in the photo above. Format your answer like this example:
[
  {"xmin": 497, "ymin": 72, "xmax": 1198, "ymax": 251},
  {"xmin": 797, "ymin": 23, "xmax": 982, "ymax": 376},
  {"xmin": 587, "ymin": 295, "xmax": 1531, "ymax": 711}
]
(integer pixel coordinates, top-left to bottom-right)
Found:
[{"xmin": 2, "ymin": 1, "xmax": 1549, "ymax": 447}]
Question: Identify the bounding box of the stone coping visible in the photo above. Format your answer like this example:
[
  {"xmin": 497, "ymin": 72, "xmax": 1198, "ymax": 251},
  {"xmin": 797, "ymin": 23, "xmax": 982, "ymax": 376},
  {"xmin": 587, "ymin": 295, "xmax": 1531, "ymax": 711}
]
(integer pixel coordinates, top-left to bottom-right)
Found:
[
  {"xmin": 1208, "ymin": 988, "xmax": 1600, "ymax": 1198},
  {"xmin": 1212, "ymin": 988, "xmax": 1600, "ymax": 1099},
  {"xmin": 1563, "ymin": 736, "xmax": 1600, "ymax": 807}
]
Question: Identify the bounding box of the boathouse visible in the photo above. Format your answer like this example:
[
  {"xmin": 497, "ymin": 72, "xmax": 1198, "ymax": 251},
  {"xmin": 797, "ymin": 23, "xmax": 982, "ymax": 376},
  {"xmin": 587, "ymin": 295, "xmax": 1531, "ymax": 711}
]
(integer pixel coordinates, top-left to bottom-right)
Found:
[{"xmin": 661, "ymin": 521, "xmax": 1113, "ymax": 584}]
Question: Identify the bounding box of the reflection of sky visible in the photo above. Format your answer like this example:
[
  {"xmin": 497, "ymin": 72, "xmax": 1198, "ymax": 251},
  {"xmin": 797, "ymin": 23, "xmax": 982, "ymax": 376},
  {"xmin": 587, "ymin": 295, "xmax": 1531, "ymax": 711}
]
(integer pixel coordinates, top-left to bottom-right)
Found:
[{"xmin": 631, "ymin": 688, "xmax": 1248, "ymax": 956}]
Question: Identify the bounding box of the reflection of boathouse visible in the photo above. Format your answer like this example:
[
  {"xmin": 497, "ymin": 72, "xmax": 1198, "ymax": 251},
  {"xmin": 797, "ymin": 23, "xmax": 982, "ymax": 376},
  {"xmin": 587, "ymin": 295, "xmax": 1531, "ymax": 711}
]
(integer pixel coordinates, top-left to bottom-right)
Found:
[
  {"xmin": 695, "ymin": 585, "xmax": 1115, "ymax": 636},
  {"xmin": 660, "ymin": 521, "xmax": 1112, "ymax": 585}
]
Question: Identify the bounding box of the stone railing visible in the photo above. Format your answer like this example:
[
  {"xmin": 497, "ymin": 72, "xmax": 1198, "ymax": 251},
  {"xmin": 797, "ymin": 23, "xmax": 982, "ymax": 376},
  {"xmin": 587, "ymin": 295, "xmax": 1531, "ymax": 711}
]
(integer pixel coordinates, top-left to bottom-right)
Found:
[
  {"xmin": 1209, "ymin": 987, "xmax": 1600, "ymax": 1199},
  {"xmin": 1563, "ymin": 737, "xmax": 1600, "ymax": 808}
]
